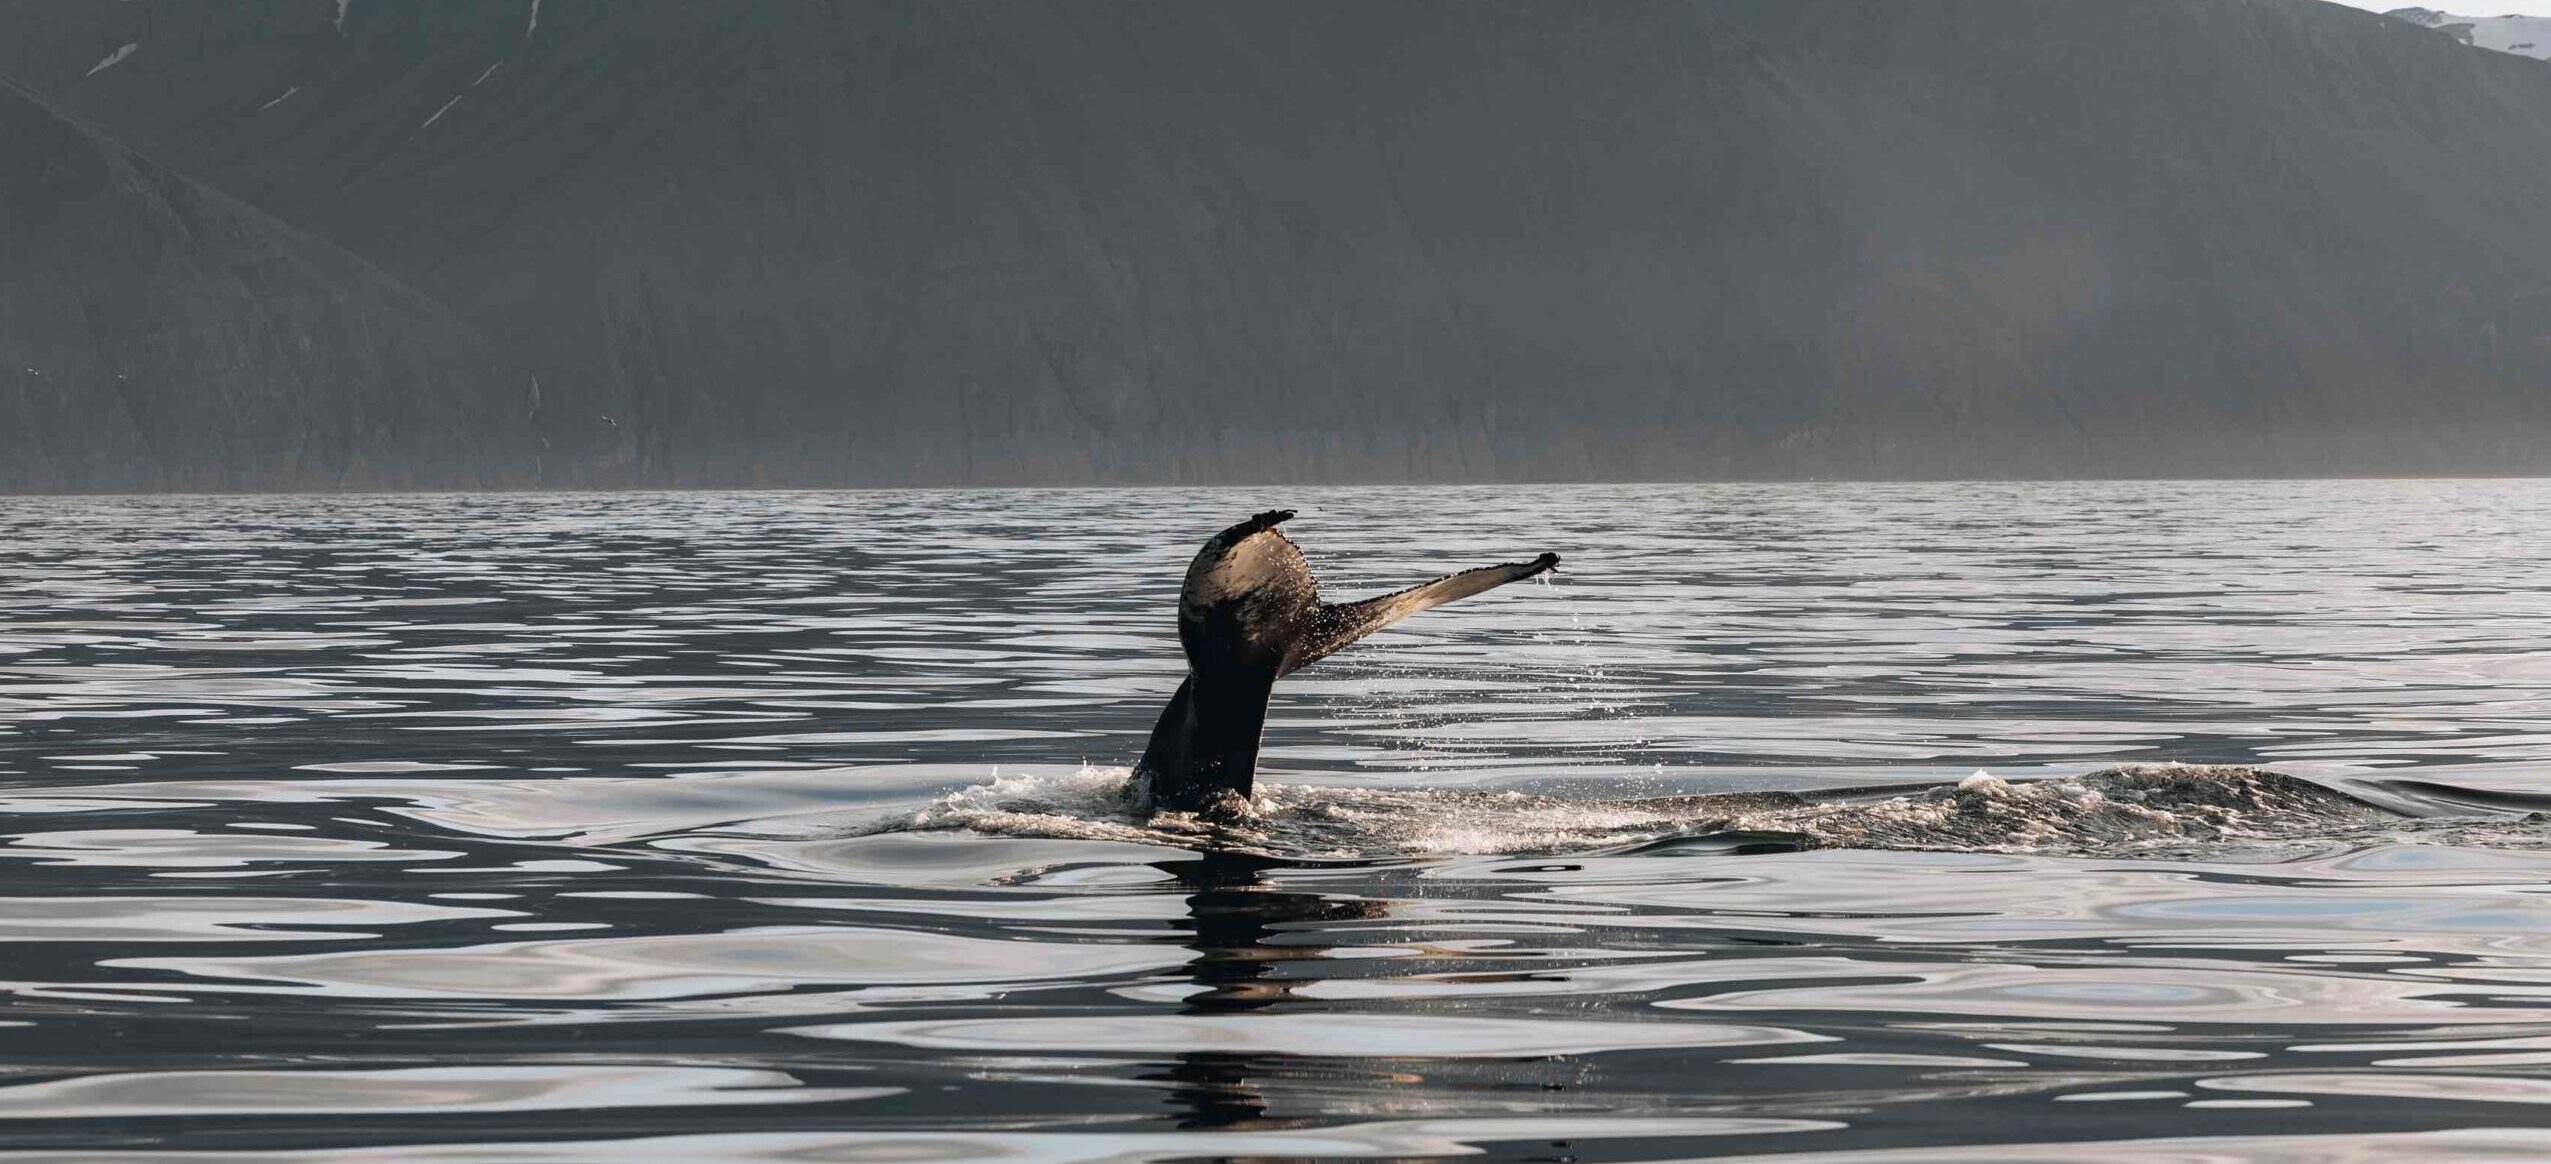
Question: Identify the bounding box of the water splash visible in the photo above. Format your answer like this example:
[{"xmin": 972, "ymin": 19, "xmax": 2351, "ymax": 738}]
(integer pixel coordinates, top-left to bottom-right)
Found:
[{"xmin": 863, "ymin": 763, "xmax": 2450, "ymax": 859}]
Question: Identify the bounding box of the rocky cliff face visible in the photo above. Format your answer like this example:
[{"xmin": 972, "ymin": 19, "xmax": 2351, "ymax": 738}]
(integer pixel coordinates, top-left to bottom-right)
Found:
[
  {"xmin": 7, "ymin": 0, "xmax": 2551, "ymax": 488},
  {"xmin": 0, "ymin": 77, "xmax": 538, "ymax": 491}
]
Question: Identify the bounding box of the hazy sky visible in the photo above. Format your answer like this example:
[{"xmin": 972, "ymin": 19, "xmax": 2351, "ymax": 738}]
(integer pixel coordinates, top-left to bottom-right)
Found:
[{"xmin": 2328, "ymin": 0, "xmax": 2551, "ymax": 14}]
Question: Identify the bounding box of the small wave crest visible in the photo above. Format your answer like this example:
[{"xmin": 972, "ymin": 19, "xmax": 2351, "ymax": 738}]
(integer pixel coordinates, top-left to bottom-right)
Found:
[
  {"xmin": 1713, "ymin": 765, "xmax": 2395, "ymax": 854},
  {"xmin": 846, "ymin": 763, "xmax": 2465, "ymax": 859}
]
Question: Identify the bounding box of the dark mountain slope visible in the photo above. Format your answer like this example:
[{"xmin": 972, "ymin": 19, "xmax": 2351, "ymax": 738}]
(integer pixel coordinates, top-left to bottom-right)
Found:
[
  {"xmin": 7, "ymin": 0, "xmax": 2551, "ymax": 486},
  {"xmin": 0, "ymin": 77, "xmax": 539, "ymax": 491}
]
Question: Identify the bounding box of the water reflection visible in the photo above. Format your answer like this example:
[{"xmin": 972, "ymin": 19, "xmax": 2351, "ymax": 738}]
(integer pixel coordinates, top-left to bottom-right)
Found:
[{"xmin": 1155, "ymin": 850, "xmax": 1381, "ymax": 1129}]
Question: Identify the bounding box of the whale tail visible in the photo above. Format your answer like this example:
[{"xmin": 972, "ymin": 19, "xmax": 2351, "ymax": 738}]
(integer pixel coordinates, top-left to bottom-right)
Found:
[
  {"xmin": 1281, "ymin": 552, "xmax": 1561, "ymax": 675},
  {"xmin": 1134, "ymin": 511, "xmax": 1558, "ymax": 817}
]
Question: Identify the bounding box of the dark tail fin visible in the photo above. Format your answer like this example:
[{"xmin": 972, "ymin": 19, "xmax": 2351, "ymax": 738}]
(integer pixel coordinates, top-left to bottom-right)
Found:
[
  {"xmin": 1281, "ymin": 552, "xmax": 1559, "ymax": 675},
  {"xmin": 1134, "ymin": 671, "xmax": 1277, "ymax": 816}
]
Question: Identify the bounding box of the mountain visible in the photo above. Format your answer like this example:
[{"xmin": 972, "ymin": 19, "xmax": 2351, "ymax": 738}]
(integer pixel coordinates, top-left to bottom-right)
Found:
[
  {"xmin": 6, "ymin": 0, "xmax": 2551, "ymax": 488},
  {"xmin": 2385, "ymin": 8, "xmax": 2551, "ymax": 60},
  {"xmin": 0, "ymin": 75, "xmax": 539, "ymax": 491}
]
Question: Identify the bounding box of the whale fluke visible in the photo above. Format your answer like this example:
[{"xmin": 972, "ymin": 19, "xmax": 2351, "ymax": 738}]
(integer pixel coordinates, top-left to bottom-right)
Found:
[
  {"xmin": 1283, "ymin": 552, "xmax": 1562, "ymax": 673},
  {"xmin": 1134, "ymin": 510, "xmax": 1559, "ymax": 817}
]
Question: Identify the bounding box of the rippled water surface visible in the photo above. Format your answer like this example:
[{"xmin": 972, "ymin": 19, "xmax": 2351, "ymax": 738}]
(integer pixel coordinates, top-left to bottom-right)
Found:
[{"xmin": 7, "ymin": 482, "xmax": 2551, "ymax": 1161}]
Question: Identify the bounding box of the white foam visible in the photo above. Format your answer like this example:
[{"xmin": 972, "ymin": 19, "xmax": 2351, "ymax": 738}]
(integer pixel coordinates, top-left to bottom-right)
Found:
[
  {"xmin": 867, "ymin": 763, "xmax": 2421, "ymax": 860},
  {"xmin": 875, "ymin": 766, "xmax": 1192, "ymax": 846}
]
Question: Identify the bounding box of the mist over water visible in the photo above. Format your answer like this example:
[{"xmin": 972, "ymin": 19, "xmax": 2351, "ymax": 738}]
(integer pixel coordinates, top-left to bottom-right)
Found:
[{"xmin": 6, "ymin": 482, "xmax": 2551, "ymax": 1161}]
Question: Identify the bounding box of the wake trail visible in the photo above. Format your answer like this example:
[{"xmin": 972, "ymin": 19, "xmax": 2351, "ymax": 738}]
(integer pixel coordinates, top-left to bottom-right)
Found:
[{"xmin": 838, "ymin": 763, "xmax": 2511, "ymax": 860}]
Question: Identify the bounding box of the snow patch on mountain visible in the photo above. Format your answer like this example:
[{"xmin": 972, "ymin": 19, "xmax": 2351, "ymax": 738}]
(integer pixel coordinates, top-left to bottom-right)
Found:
[
  {"xmin": 84, "ymin": 42, "xmax": 135, "ymax": 76},
  {"xmin": 2386, "ymin": 8, "xmax": 2551, "ymax": 60}
]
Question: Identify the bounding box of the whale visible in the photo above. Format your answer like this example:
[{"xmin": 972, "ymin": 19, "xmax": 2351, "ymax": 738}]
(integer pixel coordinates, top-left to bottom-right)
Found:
[{"xmin": 1133, "ymin": 509, "xmax": 1560, "ymax": 817}]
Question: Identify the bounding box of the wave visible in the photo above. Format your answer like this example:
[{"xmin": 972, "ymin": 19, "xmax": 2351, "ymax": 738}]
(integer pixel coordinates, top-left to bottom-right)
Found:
[{"xmin": 847, "ymin": 762, "xmax": 2542, "ymax": 860}]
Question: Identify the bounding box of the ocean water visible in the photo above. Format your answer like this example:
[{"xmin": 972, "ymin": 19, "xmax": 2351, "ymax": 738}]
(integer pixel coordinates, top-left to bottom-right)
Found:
[{"xmin": 5, "ymin": 482, "xmax": 2551, "ymax": 1161}]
